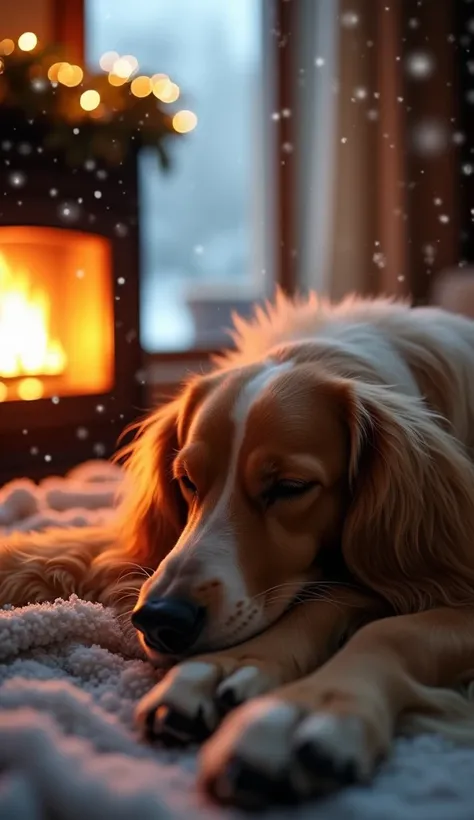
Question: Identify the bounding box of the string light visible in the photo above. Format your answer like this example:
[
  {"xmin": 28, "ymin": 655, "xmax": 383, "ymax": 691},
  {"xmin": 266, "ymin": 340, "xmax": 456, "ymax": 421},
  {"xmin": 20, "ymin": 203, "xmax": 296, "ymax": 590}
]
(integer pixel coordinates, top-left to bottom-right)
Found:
[
  {"xmin": 152, "ymin": 75, "xmax": 180, "ymax": 103},
  {"xmin": 172, "ymin": 110, "xmax": 197, "ymax": 133},
  {"xmin": 112, "ymin": 56, "xmax": 137, "ymax": 79},
  {"xmin": 57, "ymin": 63, "xmax": 83, "ymax": 87},
  {"xmin": 108, "ymin": 72, "xmax": 127, "ymax": 87},
  {"xmin": 0, "ymin": 39, "xmax": 14, "ymax": 56},
  {"xmin": 80, "ymin": 89, "xmax": 100, "ymax": 111},
  {"xmin": 130, "ymin": 75, "xmax": 152, "ymax": 97},
  {"xmin": 47, "ymin": 62, "xmax": 63, "ymax": 82},
  {"xmin": 18, "ymin": 32, "xmax": 37, "ymax": 52},
  {"xmin": 99, "ymin": 51, "xmax": 119, "ymax": 72}
]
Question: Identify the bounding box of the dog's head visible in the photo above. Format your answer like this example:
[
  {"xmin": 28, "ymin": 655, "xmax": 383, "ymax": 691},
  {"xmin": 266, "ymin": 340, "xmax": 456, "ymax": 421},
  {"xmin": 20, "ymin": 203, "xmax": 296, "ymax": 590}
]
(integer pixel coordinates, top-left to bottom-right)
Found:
[{"xmin": 122, "ymin": 344, "xmax": 474, "ymax": 663}]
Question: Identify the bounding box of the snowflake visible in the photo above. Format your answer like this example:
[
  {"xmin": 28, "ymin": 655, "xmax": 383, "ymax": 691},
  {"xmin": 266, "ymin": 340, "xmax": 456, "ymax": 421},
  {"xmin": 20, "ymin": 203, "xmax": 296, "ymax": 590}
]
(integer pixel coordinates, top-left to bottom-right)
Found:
[
  {"xmin": 194, "ymin": 245, "xmax": 204, "ymax": 255},
  {"xmin": 31, "ymin": 77, "xmax": 47, "ymax": 92},
  {"xmin": 405, "ymin": 51, "xmax": 435, "ymax": 80},
  {"xmin": 314, "ymin": 57, "xmax": 325, "ymax": 68},
  {"xmin": 340, "ymin": 11, "xmax": 359, "ymax": 28},
  {"xmin": 58, "ymin": 201, "xmax": 81, "ymax": 222},
  {"xmin": 115, "ymin": 223, "xmax": 128, "ymax": 237},
  {"xmin": 44, "ymin": 454, "xmax": 52, "ymax": 463},
  {"xmin": 354, "ymin": 86, "xmax": 368, "ymax": 100},
  {"xmin": 94, "ymin": 191, "xmax": 102, "ymax": 199},
  {"xmin": 73, "ymin": 128, "xmax": 80, "ymax": 135},
  {"xmin": 8, "ymin": 172, "xmax": 26, "ymax": 188},
  {"xmin": 49, "ymin": 188, "xmax": 58, "ymax": 197},
  {"xmin": 30, "ymin": 447, "xmax": 39, "ymax": 456},
  {"xmin": 373, "ymin": 252, "xmax": 386, "ymax": 269},
  {"xmin": 76, "ymin": 427, "xmax": 89, "ymax": 440},
  {"xmin": 438, "ymin": 214, "xmax": 450, "ymax": 224},
  {"xmin": 411, "ymin": 120, "xmax": 447, "ymax": 157},
  {"xmin": 96, "ymin": 404, "xmax": 105, "ymax": 413},
  {"xmin": 462, "ymin": 164, "xmax": 473, "ymax": 176},
  {"xmin": 93, "ymin": 443, "xmax": 106, "ymax": 457},
  {"xmin": 84, "ymin": 159, "xmax": 96, "ymax": 171},
  {"xmin": 117, "ymin": 277, "xmax": 125, "ymax": 285},
  {"xmin": 76, "ymin": 269, "xmax": 85, "ymax": 279},
  {"xmin": 51, "ymin": 396, "xmax": 60, "ymax": 404}
]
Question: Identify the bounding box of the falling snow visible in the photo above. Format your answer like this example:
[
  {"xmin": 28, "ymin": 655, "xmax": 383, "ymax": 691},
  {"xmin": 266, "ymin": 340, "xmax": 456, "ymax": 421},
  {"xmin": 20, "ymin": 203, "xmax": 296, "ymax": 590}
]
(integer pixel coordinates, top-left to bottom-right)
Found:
[
  {"xmin": 340, "ymin": 11, "xmax": 359, "ymax": 28},
  {"xmin": 8, "ymin": 172, "xmax": 26, "ymax": 188},
  {"xmin": 405, "ymin": 51, "xmax": 435, "ymax": 80}
]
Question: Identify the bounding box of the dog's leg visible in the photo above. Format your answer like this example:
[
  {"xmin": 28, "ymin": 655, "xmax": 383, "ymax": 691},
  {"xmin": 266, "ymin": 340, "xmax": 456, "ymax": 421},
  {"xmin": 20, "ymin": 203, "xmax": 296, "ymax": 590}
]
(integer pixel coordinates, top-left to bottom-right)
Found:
[
  {"xmin": 200, "ymin": 607, "xmax": 474, "ymax": 807},
  {"xmin": 136, "ymin": 588, "xmax": 381, "ymax": 743}
]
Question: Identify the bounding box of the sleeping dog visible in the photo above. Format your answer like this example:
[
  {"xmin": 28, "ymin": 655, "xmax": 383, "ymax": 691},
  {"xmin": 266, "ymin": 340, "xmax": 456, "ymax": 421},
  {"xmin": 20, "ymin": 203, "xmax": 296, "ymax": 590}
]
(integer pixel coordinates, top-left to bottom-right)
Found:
[{"xmin": 3, "ymin": 292, "xmax": 474, "ymax": 807}]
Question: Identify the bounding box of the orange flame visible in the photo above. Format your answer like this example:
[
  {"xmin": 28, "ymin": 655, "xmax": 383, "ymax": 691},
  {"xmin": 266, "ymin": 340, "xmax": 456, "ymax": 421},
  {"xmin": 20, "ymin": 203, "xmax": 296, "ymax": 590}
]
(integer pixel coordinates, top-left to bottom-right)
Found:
[{"xmin": 0, "ymin": 253, "xmax": 67, "ymax": 380}]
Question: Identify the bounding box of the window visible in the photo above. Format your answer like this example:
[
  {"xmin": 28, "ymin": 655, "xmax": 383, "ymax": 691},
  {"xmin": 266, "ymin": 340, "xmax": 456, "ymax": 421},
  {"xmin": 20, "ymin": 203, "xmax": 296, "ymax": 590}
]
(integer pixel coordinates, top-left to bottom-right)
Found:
[{"xmin": 86, "ymin": 0, "xmax": 271, "ymax": 352}]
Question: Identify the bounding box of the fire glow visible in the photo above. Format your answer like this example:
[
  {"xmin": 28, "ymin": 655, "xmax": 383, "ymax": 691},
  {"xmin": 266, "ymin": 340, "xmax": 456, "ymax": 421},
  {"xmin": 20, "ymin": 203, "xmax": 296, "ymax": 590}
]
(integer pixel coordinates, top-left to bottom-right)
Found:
[{"xmin": 0, "ymin": 253, "xmax": 67, "ymax": 400}]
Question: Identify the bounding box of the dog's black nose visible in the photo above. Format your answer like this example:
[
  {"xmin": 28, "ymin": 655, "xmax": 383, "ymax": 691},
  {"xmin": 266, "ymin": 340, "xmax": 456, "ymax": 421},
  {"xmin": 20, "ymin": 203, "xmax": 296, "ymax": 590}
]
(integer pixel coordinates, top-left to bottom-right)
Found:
[{"xmin": 131, "ymin": 597, "xmax": 206, "ymax": 655}]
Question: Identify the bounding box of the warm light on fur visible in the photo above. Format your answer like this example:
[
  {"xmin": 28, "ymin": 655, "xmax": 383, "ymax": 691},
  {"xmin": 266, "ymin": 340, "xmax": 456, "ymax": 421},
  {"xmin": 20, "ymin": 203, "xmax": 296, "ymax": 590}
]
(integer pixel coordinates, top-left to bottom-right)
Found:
[{"xmin": 4, "ymin": 291, "xmax": 474, "ymax": 804}]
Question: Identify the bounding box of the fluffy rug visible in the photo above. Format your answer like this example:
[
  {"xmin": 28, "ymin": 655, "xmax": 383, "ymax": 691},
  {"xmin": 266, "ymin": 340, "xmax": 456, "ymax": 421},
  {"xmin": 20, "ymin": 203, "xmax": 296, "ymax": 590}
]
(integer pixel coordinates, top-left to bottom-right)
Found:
[{"xmin": 1, "ymin": 463, "xmax": 474, "ymax": 819}]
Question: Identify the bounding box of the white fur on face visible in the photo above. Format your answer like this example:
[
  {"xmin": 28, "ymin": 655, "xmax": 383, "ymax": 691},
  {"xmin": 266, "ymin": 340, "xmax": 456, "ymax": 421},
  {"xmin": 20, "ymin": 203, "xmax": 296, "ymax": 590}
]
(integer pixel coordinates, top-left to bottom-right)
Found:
[{"xmin": 145, "ymin": 361, "xmax": 293, "ymax": 649}]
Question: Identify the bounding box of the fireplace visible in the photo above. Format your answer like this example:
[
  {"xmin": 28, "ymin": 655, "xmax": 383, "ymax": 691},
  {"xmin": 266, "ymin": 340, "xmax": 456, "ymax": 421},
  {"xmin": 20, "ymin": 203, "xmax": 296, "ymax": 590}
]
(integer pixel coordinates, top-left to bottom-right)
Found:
[
  {"xmin": 0, "ymin": 114, "xmax": 142, "ymax": 482},
  {"xmin": 0, "ymin": 226, "xmax": 114, "ymax": 402}
]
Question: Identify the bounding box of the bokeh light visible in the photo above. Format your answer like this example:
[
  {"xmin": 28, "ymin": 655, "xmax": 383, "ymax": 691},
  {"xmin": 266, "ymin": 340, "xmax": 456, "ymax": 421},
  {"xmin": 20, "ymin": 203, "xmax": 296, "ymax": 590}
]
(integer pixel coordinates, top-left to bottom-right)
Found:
[
  {"xmin": 0, "ymin": 39, "xmax": 14, "ymax": 56},
  {"xmin": 172, "ymin": 110, "xmax": 198, "ymax": 133},
  {"xmin": 99, "ymin": 51, "xmax": 119, "ymax": 71},
  {"xmin": 108, "ymin": 72, "xmax": 128, "ymax": 87},
  {"xmin": 130, "ymin": 75, "xmax": 152, "ymax": 97},
  {"xmin": 58, "ymin": 63, "xmax": 83, "ymax": 87},
  {"xmin": 80, "ymin": 90, "xmax": 101, "ymax": 111},
  {"xmin": 18, "ymin": 32, "xmax": 37, "ymax": 52},
  {"xmin": 17, "ymin": 377, "xmax": 43, "ymax": 401},
  {"xmin": 112, "ymin": 55, "xmax": 138, "ymax": 80},
  {"xmin": 154, "ymin": 78, "xmax": 180, "ymax": 103}
]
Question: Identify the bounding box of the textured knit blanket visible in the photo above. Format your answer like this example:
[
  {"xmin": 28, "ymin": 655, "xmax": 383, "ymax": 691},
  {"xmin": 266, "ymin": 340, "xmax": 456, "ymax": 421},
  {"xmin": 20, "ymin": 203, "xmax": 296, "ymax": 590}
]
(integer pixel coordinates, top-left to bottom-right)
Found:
[{"xmin": 1, "ymin": 462, "xmax": 474, "ymax": 820}]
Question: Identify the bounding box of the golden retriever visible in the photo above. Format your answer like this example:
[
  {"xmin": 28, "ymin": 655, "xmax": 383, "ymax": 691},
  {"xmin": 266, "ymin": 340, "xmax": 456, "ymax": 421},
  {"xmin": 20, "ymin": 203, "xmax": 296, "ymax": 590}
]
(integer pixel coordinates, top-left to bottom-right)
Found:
[{"xmin": 3, "ymin": 291, "xmax": 474, "ymax": 808}]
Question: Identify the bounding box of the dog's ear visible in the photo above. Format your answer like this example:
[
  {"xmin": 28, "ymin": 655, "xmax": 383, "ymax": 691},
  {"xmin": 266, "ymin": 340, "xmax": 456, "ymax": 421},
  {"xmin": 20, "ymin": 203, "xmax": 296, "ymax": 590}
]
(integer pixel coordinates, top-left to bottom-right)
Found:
[
  {"xmin": 337, "ymin": 380, "xmax": 474, "ymax": 613},
  {"xmin": 115, "ymin": 398, "xmax": 187, "ymax": 570}
]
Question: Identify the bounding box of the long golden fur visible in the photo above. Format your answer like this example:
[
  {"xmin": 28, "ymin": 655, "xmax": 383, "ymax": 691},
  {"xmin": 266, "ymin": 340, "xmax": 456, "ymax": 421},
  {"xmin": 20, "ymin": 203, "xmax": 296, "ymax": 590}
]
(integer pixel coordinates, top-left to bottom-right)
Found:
[{"xmin": 3, "ymin": 291, "xmax": 474, "ymax": 806}]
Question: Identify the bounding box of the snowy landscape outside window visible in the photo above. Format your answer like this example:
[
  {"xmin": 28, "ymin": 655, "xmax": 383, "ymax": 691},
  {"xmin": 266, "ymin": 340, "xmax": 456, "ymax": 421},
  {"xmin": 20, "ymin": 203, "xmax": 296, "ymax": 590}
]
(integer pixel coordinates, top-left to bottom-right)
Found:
[{"xmin": 86, "ymin": 0, "xmax": 269, "ymax": 352}]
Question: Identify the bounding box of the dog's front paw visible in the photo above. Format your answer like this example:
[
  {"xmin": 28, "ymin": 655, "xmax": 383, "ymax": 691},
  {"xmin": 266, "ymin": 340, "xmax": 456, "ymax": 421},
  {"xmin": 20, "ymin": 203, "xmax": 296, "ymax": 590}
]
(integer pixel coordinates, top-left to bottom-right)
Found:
[
  {"xmin": 135, "ymin": 657, "xmax": 281, "ymax": 745},
  {"xmin": 199, "ymin": 697, "xmax": 383, "ymax": 808}
]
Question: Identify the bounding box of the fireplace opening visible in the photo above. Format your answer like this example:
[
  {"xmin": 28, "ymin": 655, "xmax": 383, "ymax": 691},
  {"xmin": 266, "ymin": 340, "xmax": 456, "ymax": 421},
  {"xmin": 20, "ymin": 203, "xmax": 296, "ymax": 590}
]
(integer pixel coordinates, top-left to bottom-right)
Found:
[{"xmin": 0, "ymin": 226, "xmax": 114, "ymax": 404}]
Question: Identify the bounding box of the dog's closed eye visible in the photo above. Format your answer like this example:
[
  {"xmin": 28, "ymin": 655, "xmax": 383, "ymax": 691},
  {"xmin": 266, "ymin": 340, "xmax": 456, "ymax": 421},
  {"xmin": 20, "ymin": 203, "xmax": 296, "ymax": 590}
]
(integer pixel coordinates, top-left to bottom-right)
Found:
[
  {"xmin": 263, "ymin": 479, "xmax": 319, "ymax": 508},
  {"xmin": 179, "ymin": 475, "xmax": 197, "ymax": 495}
]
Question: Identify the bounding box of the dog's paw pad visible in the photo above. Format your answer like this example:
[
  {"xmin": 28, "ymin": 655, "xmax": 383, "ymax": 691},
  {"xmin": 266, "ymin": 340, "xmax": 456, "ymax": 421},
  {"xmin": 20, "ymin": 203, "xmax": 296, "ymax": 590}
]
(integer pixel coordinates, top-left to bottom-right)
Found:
[
  {"xmin": 293, "ymin": 713, "xmax": 370, "ymax": 786},
  {"xmin": 147, "ymin": 703, "xmax": 211, "ymax": 744},
  {"xmin": 211, "ymin": 758, "xmax": 295, "ymax": 809}
]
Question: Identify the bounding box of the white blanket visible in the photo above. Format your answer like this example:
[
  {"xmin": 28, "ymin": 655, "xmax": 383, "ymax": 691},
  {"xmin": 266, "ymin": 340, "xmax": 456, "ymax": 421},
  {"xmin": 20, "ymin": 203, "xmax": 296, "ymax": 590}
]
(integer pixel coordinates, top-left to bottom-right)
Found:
[{"xmin": 1, "ymin": 462, "xmax": 474, "ymax": 820}]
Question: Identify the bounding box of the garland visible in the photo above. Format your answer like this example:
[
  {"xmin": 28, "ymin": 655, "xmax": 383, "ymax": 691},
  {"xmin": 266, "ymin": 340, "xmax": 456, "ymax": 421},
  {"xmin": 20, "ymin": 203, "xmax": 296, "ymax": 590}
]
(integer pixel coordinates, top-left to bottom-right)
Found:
[{"xmin": 0, "ymin": 42, "xmax": 182, "ymax": 167}]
